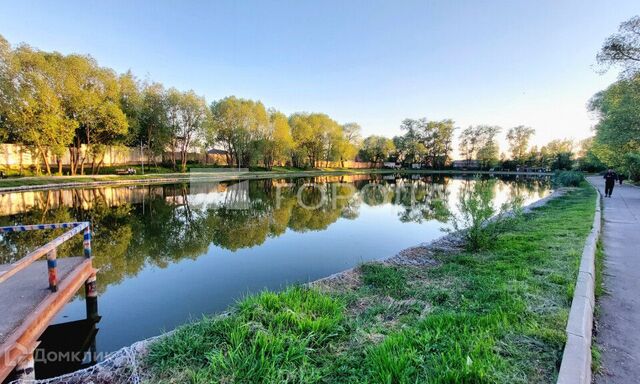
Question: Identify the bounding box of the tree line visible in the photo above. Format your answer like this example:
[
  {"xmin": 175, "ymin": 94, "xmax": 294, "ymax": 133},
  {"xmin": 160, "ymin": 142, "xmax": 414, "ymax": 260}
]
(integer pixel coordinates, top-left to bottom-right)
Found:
[
  {"xmin": 1, "ymin": 33, "xmax": 590, "ymax": 176},
  {"xmin": 0, "ymin": 35, "xmax": 362, "ymax": 175}
]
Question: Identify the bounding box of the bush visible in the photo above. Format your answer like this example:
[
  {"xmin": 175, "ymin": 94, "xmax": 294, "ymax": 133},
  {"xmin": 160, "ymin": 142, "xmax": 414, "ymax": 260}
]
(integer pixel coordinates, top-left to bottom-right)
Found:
[
  {"xmin": 553, "ymin": 171, "xmax": 584, "ymax": 187},
  {"xmin": 447, "ymin": 178, "xmax": 523, "ymax": 251}
]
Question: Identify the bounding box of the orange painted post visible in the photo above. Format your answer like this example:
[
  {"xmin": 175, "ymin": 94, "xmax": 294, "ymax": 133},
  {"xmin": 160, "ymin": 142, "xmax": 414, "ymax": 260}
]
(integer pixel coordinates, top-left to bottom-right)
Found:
[
  {"xmin": 85, "ymin": 272, "xmax": 98, "ymax": 321},
  {"xmin": 46, "ymin": 249, "xmax": 57, "ymax": 292}
]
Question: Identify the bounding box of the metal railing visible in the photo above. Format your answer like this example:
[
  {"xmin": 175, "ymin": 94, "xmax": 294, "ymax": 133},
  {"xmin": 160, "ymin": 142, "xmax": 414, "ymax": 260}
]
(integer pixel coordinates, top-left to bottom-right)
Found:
[{"xmin": 0, "ymin": 222, "xmax": 92, "ymax": 291}]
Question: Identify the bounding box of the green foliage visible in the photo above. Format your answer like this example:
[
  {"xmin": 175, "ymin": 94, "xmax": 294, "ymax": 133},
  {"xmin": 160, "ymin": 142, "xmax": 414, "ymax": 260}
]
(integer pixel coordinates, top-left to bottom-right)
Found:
[
  {"xmin": 589, "ymin": 71, "xmax": 640, "ymax": 181},
  {"xmin": 395, "ymin": 118, "xmax": 455, "ymax": 167},
  {"xmin": 459, "ymin": 125, "xmax": 501, "ymax": 169},
  {"xmin": 359, "ymin": 135, "xmax": 396, "ymax": 163},
  {"xmin": 506, "ymin": 126, "xmax": 536, "ymax": 163},
  {"xmin": 288, "ymin": 112, "xmax": 345, "ymax": 167},
  {"xmin": 553, "ymin": 170, "xmax": 584, "ymax": 187},
  {"xmin": 597, "ymin": 15, "xmax": 640, "ymax": 77},
  {"xmin": 448, "ymin": 179, "xmax": 523, "ymax": 251}
]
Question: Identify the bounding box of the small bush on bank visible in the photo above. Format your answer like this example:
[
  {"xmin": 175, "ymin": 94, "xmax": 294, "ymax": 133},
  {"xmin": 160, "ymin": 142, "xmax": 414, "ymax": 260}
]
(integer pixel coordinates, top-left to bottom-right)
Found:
[
  {"xmin": 447, "ymin": 178, "xmax": 523, "ymax": 251},
  {"xmin": 553, "ymin": 171, "xmax": 584, "ymax": 187}
]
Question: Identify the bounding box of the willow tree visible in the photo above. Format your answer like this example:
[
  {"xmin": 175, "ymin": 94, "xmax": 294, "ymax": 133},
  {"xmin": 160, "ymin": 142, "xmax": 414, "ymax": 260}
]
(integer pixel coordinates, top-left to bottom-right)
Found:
[
  {"xmin": 289, "ymin": 113, "xmax": 341, "ymax": 167},
  {"xmin": 3, "ymin": 45, "xmax": 77, "ymax": 175},
  {"xmin": 210, "ymin": 96, "xmax": 268, "ymax": 168},
  {"xmin": 262, "ymin": 110, "xmax": 293, "ymax": 169},
  {"xmin": 53, "ymin": 54, "xmax": 128, "ymax": 174}
]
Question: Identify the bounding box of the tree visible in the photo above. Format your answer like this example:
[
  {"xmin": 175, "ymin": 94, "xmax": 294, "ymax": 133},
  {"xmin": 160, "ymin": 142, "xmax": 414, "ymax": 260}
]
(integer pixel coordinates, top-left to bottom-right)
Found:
[
  {"xmin": 540, "ymin": 139, "xmax": 574, "ymax": 170},
  {"xmin": 476, "ymin": 132, "xmax": 500, "ymax": 169},
  {"xmin": 421, "ymin": 119, "xmax": 455, "ymax": 169},
  {"xmin": 138, "ymin": 83, "xmax": 172, "ymax": 166},
  {"xmin": 175, "ymin": 90, "xmax": 210, "ymax": 172},
  {"xmin": 398, "ymin": 119, "xmax": 425, "ymax": 164},
  {"xmin": 359, "ymin": 135, "xmax": 395, "ymax": 163},
  {"xmin": 337, "ymin": 122, "xmax": 361, "ymax": 166},
  {"xmin": 459, "ymin": 125, "xmax": 501, "ymax": 168},
  {"xmin": 3, "ymin": 45, "xmax": 77, "ymax": 175},
  {"xmin": 0, "ymin": 35, "xmax": 13, "ymax": 141},
  {"xmin": 54, "ymin": 53, "xmax": 129, "ymax": 175},
  {"xmin": 506, "ymin": 126, "xmax": 535, "ymax": 163},
  {"xmin": 597, "ymin": 15, "xmax": 640, "ymax": 76},
  {"xmin": 210, "ymin": 96, "xmax": 268, "ymax": 168},
  {"xmin": 589, "ymin": 73, "xmax": 640, "ymax": 180},
  {"xmin": 459, "ymin": 126, "xmax": 480, "ymax": 163},
  {"xmin": 289, "ymin": 113, "xmax": 341, "ymax": 167},
  {"xmin": 576, "ymin": 137, "xmax": 606, "ymax": 172},
  {"xmin": 261, "ymin": 109, "xmax": 293, "ymax": 169}
]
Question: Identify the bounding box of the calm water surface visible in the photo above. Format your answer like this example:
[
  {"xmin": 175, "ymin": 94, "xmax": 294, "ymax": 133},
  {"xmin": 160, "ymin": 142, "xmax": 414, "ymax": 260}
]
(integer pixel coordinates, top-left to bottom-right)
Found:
[{"xmin": 0, "ymin": 173, "xmax": 550, "ymax": 374}]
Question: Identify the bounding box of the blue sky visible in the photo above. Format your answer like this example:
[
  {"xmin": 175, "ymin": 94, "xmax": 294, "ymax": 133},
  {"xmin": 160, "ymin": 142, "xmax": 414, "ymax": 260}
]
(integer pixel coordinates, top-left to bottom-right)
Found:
[{"xmin": 1, "ymin": 0, "xmax": 639, "ymax": 152}]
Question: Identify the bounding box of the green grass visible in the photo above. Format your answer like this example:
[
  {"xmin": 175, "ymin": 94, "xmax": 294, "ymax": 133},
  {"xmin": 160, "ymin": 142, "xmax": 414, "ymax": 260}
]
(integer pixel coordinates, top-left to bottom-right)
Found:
[
  {"xmin": 146, "ymin": 287, "xmax": 346, "ymax": 383},
  {"xmin": 360, "ymin": 263, "xmax": 408, "ymax": 299},
  {"xmin": 145, "ymin": 185, "xmax": 596, "ymax": 383}
]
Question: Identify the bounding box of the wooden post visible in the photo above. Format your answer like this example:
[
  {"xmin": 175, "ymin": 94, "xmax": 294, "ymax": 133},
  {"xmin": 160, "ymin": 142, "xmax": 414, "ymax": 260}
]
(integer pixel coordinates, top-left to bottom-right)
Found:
[
  {"xmin": 85, "ymin": 272, "xmax": 98, "ymax": 321},
  {"xmin": 46, "ymin": 249, "xmax": 57, "ymax": 292}
]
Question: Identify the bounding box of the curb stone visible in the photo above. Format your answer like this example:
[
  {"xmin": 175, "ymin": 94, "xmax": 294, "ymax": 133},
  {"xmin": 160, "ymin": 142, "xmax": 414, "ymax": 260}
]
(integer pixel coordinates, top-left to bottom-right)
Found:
[{"xmin": 557, "ymin": 187, "xmax": 601, "ymax": 384}]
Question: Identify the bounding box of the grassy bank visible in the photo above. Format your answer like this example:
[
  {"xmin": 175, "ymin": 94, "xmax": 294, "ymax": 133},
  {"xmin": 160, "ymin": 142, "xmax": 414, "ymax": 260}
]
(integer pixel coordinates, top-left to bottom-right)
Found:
[{"xmin": 145, "ymin": 184, "xmax": 595, "ymax": 383}]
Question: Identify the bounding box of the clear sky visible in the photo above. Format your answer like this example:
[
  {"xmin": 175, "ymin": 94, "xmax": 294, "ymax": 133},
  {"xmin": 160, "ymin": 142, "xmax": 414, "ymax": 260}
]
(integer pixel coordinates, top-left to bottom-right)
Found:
[{"xmin": 1, "ymin": 0, "xmax": 639, "ymax": 153}]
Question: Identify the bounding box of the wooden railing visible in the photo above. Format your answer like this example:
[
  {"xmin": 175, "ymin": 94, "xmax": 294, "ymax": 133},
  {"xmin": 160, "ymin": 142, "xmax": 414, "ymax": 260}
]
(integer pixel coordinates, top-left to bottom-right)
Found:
[{"xmin": 0, "ymin": 222, "xmax": 92, "ymax": 291}]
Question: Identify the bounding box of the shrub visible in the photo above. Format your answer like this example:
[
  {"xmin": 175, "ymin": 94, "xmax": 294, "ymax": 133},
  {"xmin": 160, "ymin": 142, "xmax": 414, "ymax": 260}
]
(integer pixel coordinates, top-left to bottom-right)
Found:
[
  {"xmin": 553, "ymin": 171, "xmax": 584, "ymax": 187},
  {"xmin": 447, "ymin": 178, "xmax": 523, "ymax": 251}
]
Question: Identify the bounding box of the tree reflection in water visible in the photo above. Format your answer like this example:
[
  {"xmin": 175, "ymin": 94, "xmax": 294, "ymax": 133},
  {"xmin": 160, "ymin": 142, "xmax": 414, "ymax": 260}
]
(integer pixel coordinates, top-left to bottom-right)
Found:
[{"xmin": 0, "ymin": 174, "xmax": 550, "ymax": 294}]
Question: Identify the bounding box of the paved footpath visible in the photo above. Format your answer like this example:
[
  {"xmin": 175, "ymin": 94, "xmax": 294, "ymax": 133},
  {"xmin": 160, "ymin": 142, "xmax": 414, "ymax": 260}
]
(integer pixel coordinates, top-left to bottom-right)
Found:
[{"xmin": 588, "ymin": 177, "xmax": 640, "ymax": 383}]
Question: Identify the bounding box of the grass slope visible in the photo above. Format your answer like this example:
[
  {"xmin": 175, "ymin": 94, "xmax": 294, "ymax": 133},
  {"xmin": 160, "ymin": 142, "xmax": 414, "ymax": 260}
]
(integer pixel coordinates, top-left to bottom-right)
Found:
[{"xmin": 146, "ymin": 185, "xmax": 595, "ymax": 383}]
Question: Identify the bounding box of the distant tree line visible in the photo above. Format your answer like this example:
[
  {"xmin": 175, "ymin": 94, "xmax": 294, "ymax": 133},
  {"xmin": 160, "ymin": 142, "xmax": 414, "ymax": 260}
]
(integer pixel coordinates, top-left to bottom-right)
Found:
[{"xmin": 1, "ymin": 33, "xmax": 596, "ymax": 176}]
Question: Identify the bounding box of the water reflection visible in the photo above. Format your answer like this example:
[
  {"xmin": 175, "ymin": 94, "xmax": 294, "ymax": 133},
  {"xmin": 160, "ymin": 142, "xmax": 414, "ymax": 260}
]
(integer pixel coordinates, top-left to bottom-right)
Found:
[{"xmin": 0, "ymin": 174, "xmax": 550, "ymax": 359}]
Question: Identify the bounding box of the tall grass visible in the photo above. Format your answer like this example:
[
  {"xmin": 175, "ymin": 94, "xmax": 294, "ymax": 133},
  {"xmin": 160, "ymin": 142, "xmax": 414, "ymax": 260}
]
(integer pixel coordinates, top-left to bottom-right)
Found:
[{"xmin": 147, "ymin": 287, "xmax": 345, "ymax": 383}]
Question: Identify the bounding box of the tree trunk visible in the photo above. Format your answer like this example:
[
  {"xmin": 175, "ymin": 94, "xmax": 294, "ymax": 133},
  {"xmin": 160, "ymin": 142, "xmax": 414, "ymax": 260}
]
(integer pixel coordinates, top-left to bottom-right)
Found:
[
  {"xmin": 39, "ymin": 147, "xmax": 51, "ymax": 176},
  {"xmin": 96, "ymin": 157, "xmax": 105, "ymax": 174}
]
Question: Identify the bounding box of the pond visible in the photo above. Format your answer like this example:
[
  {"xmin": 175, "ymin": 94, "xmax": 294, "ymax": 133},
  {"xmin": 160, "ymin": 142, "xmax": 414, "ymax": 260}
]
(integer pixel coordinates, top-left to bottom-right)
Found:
[{"xmin": 0, "ymin": 173, "xmax": 551, "ymax": 377}]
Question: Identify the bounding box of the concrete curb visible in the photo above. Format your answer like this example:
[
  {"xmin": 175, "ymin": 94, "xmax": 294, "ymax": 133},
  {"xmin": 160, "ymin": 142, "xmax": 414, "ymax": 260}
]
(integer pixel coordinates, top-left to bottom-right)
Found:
[{"xmin": 557, "ymin": 187, "xmax": 601, "ymax": 384}]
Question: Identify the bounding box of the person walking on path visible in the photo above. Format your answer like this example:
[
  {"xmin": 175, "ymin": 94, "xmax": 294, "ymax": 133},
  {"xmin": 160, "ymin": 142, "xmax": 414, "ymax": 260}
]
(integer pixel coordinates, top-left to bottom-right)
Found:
[
  {"xmin": 604, "ymin": 169, "xmax": 618, "ymax": 197},
  {"xmin": 588, "ymin": 176, "xmax": 640, "ymax": 384}
]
